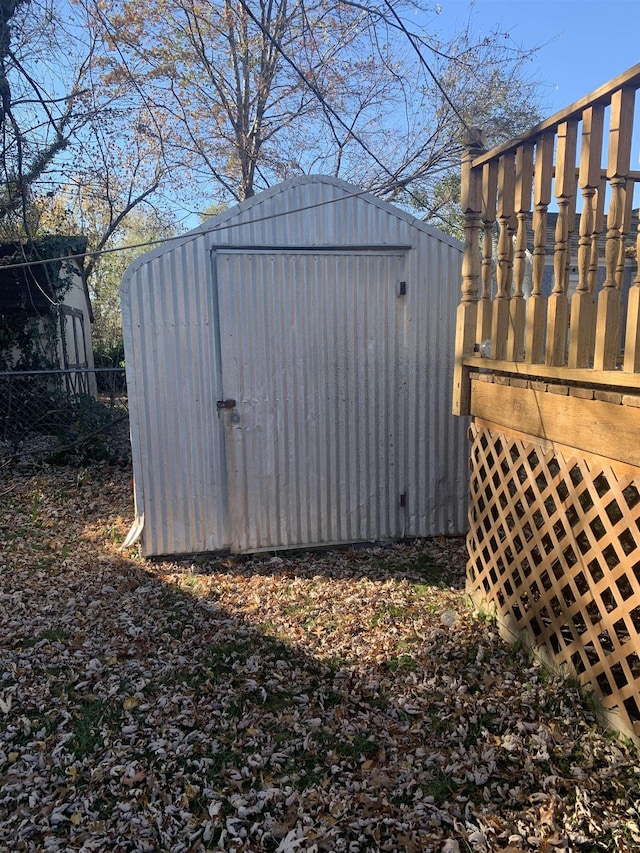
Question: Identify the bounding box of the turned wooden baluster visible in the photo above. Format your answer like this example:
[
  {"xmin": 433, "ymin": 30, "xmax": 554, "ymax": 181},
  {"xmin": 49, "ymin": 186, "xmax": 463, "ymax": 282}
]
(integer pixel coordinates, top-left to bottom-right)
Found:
[
  {"xmin": 569, "ymin": 104, "xmax": 604, "ymax": 367},
  {"xmin": 506, "ymin": 212, "xmax": 517, "ymax": 302},
  {"xmin": 585, "ymin": 177, "xmax": 607, "ymax": 358},
  {"xmin": 594, "ymin": 87, "xmax": 635, "ymax": 370},
  {"xmin": 589, "ymin": 178, "xmax": 607, "ymax": 296},
  {"xmin": 624, "ymin": 197, "xmax": 640, "ymax": 372},
  {"xmin": 477, "ymin": 161, "xmax": 498, "ymax": 347},
  {"xmin": 453, "ymin": 128, "xmax": 484, "ymax": 416},
  {"xmin": 507, "ymin": 143, "xmax": 534, "ymax": 361},
  {"xmin": 617, "ymin": 177, "xmax": 634, "ymax": 287},
  {"xmin": 492, "ymin": 152, "xmax": 516, "ymax": 361},
  {"xmin": 526, "ymin": 133, "xmax": 554, "ymax": 363},
  {"xmin": 546, "ymin": 120, "xmax": 578, "ymax": 366}
]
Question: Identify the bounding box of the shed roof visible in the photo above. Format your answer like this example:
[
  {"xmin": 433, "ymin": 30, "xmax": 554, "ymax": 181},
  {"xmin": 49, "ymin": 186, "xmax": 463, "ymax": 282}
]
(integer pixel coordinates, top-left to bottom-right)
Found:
[{"xmin": 124, "ymin": 175, "xmax": 462, "ymax": 281}]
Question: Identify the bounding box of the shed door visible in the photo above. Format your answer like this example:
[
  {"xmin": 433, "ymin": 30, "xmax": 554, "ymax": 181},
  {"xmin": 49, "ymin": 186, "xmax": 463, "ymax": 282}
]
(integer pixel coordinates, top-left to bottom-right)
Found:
[{"xmin": 215, "ymin": 249, "xmax": 408, "ymax": 553}]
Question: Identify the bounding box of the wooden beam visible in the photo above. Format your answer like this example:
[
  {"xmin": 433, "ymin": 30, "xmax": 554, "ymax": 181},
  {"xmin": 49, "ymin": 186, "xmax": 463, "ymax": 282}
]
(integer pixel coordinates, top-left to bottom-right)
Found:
[
  {"xmin": 462, "ymin": 356, "xmax": 640, "ymax": 389},
  {"xmin": 469, "ymin": 380, "xmax": 640, "ymax": 468}
]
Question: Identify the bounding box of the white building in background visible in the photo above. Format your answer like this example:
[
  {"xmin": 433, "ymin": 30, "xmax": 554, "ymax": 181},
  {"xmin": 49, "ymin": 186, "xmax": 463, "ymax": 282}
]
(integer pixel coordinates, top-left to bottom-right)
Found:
[{"xmin": 0, "ymin": 236, "xmax": 96, "ymax": 396}]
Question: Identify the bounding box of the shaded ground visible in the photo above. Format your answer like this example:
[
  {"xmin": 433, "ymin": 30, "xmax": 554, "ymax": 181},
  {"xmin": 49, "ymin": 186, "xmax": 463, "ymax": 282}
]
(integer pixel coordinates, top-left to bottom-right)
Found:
[{"xmin": 0, "ymin": 462, "xmax": 638, "ymax": 853}]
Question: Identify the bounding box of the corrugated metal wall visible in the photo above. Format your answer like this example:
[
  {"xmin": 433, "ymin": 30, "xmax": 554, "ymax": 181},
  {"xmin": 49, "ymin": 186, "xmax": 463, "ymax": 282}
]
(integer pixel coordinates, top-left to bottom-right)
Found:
[
  {"xmin": 121, "ymin": 176, "xmax": 468, "ymax": 556},
  {"xmin": 217, "ymin": 249, "xmax": 410, "ymax": 552}
]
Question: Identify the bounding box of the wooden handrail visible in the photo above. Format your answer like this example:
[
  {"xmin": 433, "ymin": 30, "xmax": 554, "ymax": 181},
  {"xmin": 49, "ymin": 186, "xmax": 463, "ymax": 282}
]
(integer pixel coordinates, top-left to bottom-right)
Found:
[{"xmin": 472, "ymin": 64, "xmax": 640, "ymax": 169}]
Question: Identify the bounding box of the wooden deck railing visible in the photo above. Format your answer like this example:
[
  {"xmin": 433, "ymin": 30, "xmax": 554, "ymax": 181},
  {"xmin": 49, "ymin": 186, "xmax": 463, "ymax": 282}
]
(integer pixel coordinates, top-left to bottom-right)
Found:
[{"xmin": 453, "ymin": 64, "xmax": 640, "ymax": 416}]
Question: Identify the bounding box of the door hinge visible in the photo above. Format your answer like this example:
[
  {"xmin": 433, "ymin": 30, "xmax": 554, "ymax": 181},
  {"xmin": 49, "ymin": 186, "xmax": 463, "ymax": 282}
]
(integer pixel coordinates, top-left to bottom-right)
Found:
[
  {"xmin": 399, "ymin": 492, "xmax": 407, "ymax": 508},
  {"xmin": 398, "ymin": 281, "xmax": 407, "ymax": 296}
]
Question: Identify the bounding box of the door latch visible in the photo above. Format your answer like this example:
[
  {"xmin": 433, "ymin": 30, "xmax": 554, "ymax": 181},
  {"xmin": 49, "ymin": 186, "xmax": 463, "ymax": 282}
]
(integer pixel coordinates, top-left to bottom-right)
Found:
[{"xmin": 216, "ymin": 399, "xmax": 237, "ymax": 411}]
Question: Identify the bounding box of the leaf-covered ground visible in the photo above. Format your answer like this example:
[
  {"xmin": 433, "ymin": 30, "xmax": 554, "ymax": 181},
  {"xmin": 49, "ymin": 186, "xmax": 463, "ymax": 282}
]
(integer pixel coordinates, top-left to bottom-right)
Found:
[{"xmin": 0, "ymin": 463, "xmax": 638, "ymax": 853}]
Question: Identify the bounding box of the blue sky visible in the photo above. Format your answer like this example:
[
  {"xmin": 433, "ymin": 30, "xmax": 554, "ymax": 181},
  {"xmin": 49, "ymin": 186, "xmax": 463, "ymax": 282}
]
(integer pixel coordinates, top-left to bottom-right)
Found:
[
  {"xmin": 431, "ymin": 0, "xmax": 639, "ymax": 114},
  {"xmin": 426, "ymin": 0, "xmax": 639, "ymax": 210}
]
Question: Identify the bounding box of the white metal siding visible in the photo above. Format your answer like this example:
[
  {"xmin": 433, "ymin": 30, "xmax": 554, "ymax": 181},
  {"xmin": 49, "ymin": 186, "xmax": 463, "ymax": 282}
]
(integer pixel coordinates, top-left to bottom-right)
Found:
[
  {"xmin": 122, "ymin": 176, "xmax": 468, "ymax": 556},
  {"xmin": 123, "ymin": 243, "xmax": 229, "ymax": 555}
]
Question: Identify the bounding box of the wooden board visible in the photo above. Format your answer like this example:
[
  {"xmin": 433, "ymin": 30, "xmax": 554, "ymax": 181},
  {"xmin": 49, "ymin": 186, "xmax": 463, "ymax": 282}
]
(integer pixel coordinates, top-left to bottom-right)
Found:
[{"xmin": 470, "ymin": 379, "xmax": 640, "ymax": 468}]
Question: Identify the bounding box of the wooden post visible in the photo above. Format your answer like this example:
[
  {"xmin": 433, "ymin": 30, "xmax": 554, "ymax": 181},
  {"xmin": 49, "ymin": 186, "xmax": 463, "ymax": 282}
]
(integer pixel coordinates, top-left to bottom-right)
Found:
[
  {"xmin": 569, "ymin": 105, "xmax": 604, "ymax": 367},
  {"xmin": 453, "ymin": 128, "xmax": 484, "ymax": 416},
  {"xmin": 624, "ymin": 212, "xmax": 640, "ymax": 372},
  {"xmin": 546, "ymin": 120, "xmax": 578, "ymax": 366},
  {"xmin": 526, "ymin": 133, "xmax": 554, "ymax": 363},
  {"xmin": 507, "ymin": 144, "xmax": 534, "ymax": 361},
  {"xmin": 594, "ymin": 87, "xmax": 635, "ymax": 370},
  {"xmin": 492, "ymin": 152, "xmax": 516, "ymax": 361},
  {"xmin": 477, "ymin": 161, "xmax": 498, "ymax": 347}
]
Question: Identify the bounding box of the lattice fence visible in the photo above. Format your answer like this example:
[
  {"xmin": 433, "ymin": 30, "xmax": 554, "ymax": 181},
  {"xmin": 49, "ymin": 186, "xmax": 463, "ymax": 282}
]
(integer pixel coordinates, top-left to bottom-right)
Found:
[{"xmin": 467, "ymin": 422, "xmax": 640, "ymax": 741}]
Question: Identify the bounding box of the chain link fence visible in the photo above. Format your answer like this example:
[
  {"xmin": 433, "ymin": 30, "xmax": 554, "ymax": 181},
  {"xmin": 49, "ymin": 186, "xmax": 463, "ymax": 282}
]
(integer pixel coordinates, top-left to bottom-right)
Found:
[{"xmin": 0, "ymin": 368, "xmax": 130, "ymax": 467}]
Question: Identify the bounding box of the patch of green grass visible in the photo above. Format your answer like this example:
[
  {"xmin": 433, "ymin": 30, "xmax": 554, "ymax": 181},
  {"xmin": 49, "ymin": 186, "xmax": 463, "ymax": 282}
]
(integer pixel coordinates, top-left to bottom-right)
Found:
[
  {"xmin": 40, "ymin": 627, "xmax": 68, "ymax": 643},
  {"xmin": 336, "ymin": 734, "xmax": 380, "ymax": 760},
  {"xmin": 70, "ymin": 699, "xmax": 122, "ymax": 759},
  {"xmin": 425, "ymin": 709, "xmax": 453, "ymax": 737},
  {"xmin": 32, "ymin": 556, "xmax": 55, "ymax": 572},
  {"xmin": 148, "ymin": 665, "xmax": 220, "ymax": 694},
  {"xmin": 20, "ymin": 627, "xmax": 68, "ymax": 649},
  {"xmin": 462, "ymin": 712, "xmax": 499, "ymax": 746},
  {"xmin": 260, "ymin": 688, "xmax": 295, "ymax": 712},
  {"xmin": 205, "ymin": 745, "xmax": 245, "ymax": 777},
  {"xmin": 31, "ymin": 489, "xmax": 43, "ymax": 522},
  {"xmin": 107, "ymin": 522, "xmax": 122, "ymax": 544},
  {"xmin": 410, "ymin": 582, "xmax": 437, "ymax": 598},
  {"xmin": 386, "ymin": 653, "xmax": 418, "ymax": 672},
  {"xmin": 91, "ymin": 795, "xmax": 119, "ymax": 822},
  {"xmin": 323, "ymin": 655, "xmax": 349, "ymax": 674},
  {"xmin": 289, "ymin": 761, "xmax": 328, "ymax": 791},
  {"xmin": 505, "ymin": 638, "xmax": 525, "ymax": 666},
  {"xmin": 319, "ymin": 688, "xmax": 342, "ymax": 708},
  {"xmin": 10, "ymin": 710, "xmax": 59, "ymax": 745},
  {"xmin": 369, "ymin": 602, "xmax": 412, "ymax": 627},
  {"xmin": 199, "ymin": 638, "xmax": 252, "ymax": 677},
  {"xmin": 423, "ymin": 768, "xmax": 458, "ymax": 805},
  {"xmin": 282, "ymin": 602, "xmax": 302, "ymax": 614},
  {"xmin": 49, "ymin": 680, "xmax": 68, "ymax": 699},
  {"xmin": 408, "ymin": 554, "xmax": 447, "ymax": 587},
  {"xmin": 553, "ymin": 741, "xmax": 586, "ymax": 777}
]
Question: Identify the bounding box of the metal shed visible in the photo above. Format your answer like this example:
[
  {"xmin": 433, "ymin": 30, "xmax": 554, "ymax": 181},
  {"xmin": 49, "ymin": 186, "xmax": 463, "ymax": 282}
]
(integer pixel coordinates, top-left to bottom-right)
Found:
[{"xmin": 121, "ymin": 175, "xmax": 467, "ymax": 557}]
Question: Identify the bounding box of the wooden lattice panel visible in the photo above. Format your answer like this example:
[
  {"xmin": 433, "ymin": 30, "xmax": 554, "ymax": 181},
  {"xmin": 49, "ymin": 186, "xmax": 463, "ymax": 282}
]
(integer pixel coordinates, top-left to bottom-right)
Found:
[{"xmin": 467, "ymin": 422, "xmax": 640, "ymax": 741}]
